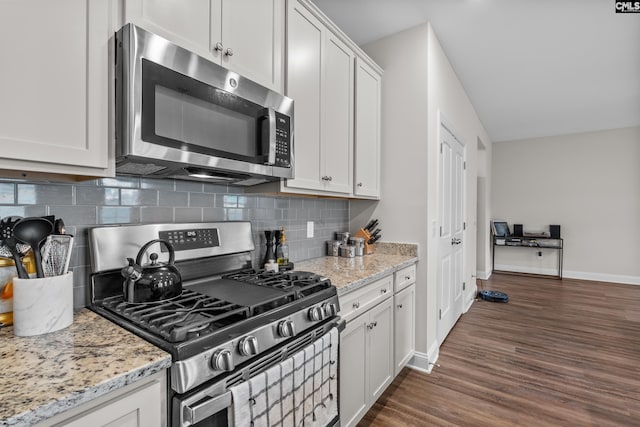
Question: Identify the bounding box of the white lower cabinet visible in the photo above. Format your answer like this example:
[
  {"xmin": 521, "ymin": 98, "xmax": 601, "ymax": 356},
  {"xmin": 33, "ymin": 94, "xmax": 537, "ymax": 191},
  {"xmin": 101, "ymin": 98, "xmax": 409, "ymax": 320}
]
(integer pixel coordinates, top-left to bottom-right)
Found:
[
  {"xmin": 35, "ymin": 371, "xmax": 167, "ymax": 427},
  {"xmin": 340, "ymin": 293, "xmax": 393, "ymax": 427},
  {"xmin": 394, "ymin": 284, "xmax": 416, "ymax": 375}
]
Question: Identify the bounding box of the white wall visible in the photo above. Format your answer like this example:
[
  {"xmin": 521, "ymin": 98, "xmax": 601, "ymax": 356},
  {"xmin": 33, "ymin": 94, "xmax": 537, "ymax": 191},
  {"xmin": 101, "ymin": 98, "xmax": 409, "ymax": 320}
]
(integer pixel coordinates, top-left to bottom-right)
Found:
[
  {"xmin": 356, "ymin": 23, "xmax": 492, "ymax": 366},
  {"xmin": 492, "ymin": 126, "xmax": 640, "ymax": 284}
]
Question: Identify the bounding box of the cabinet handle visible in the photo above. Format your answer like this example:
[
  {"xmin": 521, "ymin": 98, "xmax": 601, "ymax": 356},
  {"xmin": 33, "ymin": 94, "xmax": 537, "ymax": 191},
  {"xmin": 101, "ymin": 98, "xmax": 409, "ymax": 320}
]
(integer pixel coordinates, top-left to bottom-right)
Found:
[
  {"xmin": 225, "ymin": 48, "xmax": 234, "ymax": 57},
  {"xmin": 405, "ymin": 275, "xmax": 411, "ymax": 280},
  {"xmin": 352, "ymin": 302, "xmax": 360, "ymax": 309},
  {"xmin": 214, "ymin": 42, "xmax": 224, "ymax": 52},
  {"xmin": 373, "ymin": 321, "xmax": 377, "ymax": 327},
  {"xmin": 357, "ymin": 182, "xmax": 363, "ymax": 187},
  {"xmin": 397, "ymin": 304, "xmax": 403, "ymax": 309},
  {"xmin": 381, "ymin": 288, "xmax": 388, "ymax": 294},
  {"xmin": 321, "ymin": 176, "xmax": 329, "ymax": 181}
]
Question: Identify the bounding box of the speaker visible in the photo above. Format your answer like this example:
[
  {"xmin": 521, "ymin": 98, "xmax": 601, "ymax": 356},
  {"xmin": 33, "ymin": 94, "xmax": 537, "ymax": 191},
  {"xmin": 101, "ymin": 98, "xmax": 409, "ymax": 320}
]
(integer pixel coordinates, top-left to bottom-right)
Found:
[
  {"xmin": 550, "ymin": 224, "xmax": 561, "ymax": 239},
  {"xmin": 513, "ymin": 224, "xmax": 523, "ymax": 237}
]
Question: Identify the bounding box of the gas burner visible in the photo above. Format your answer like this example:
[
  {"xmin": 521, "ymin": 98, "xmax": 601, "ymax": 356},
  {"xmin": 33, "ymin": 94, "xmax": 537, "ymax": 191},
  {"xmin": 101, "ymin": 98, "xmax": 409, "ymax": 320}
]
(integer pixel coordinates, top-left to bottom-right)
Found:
[{"xmin": 101, "ymin": 289, "xmax": 250, "ymax": 342}]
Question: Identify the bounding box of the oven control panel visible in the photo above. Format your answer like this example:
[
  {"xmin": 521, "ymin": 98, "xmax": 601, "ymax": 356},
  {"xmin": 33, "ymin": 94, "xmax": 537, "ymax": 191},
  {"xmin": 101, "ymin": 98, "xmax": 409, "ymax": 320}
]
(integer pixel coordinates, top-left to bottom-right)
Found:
[{"xmin": 159, "ymin": 228, "xmax": 220, "ymax": 251}]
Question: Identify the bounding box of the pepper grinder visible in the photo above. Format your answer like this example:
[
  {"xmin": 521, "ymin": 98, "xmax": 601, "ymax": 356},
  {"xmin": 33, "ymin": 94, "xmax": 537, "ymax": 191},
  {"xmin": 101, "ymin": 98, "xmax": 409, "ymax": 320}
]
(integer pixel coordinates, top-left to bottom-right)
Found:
[{"xmin": 263, "ymin": 230, "xmax": 276, "ymax": 266}]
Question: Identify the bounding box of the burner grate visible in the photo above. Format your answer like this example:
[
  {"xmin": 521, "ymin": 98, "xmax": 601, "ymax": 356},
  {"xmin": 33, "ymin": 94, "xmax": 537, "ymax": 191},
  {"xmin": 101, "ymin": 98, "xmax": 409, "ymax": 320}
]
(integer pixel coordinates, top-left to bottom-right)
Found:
[{"xmin": 101, "ymin": 289, "xmax": 250, "ymax": 342}]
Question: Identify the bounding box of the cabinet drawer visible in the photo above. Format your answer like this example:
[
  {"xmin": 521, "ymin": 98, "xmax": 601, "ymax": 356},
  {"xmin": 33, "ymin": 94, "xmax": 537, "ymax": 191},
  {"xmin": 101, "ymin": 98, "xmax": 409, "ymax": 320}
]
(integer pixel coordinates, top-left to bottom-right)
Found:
[
  {"xmin": 394, "ymin": 264, "xmax": 416, "ymax": 293},
  {"xmin": 339, "ymin": 275, "xmax": 392, "ymax": 322}
]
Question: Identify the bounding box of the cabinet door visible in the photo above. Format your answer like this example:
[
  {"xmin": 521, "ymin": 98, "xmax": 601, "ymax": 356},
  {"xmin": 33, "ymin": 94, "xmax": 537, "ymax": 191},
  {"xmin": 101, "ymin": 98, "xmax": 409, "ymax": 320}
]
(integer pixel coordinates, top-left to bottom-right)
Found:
[
  {"xmin": 367, "ymin": 297, "xmax": 394, "ymax": 402},
  {"xmin": 354, "ymin": 58, "xmax": 381, "ymax": 198},
  {"xmin": 394, "ymin": 284, "xmax": 415, "ymax": 375},
  {"xmin": 284, "ymin": 1, "xmax": 324, "ymax": 191},
  {"xmin": 217, "ymin": 0, "xmax": 284, "ymax": 91},
  {"xmin": 58, "ymin": 373, "xmax": 165, "ymax": 427},
  {"xmin": 0, "ymin": 0, "xmax": 112, "ymax": 176},
  {"xmin": 340, "ymin": 314, "xmax": 368, "ymax": 427},
  {"xmin": 322, "ymin": 33, "xmax": 354, "ymax": 194},
  {"xmin": 124, "ymin": 0, "xmax": 211, "ymax": 58}
]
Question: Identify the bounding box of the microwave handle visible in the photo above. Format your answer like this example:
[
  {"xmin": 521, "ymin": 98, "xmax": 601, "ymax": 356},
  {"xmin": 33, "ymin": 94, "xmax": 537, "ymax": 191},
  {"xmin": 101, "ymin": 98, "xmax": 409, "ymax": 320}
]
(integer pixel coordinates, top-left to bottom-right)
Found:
[{"xmin": 265, "ymin": 108, "xmax": 276, "ymax": 165}]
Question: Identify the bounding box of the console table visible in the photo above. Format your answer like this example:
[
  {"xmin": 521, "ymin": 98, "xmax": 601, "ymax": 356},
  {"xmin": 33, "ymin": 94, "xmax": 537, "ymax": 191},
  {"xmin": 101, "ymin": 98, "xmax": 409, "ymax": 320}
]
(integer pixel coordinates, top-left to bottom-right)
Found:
[{"xmin": 492, "ymin": 236, "xmax": 564, "ymax": 279}]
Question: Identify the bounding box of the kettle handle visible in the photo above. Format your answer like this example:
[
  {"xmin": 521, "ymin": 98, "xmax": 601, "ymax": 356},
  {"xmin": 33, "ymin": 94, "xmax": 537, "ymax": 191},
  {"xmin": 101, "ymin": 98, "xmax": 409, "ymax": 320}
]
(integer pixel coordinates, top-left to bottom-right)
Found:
[{"xmin": 135, "ymin": 239, "xmax": 175, "ymax": 266}]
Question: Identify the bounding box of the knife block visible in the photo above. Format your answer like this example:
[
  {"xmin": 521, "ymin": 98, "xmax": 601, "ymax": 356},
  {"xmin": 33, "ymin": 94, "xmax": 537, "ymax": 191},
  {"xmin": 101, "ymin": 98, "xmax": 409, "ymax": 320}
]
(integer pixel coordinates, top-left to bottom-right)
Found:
[{"xmin": 354, "ymin": 229, "xmax": 375, "ymax": 255}]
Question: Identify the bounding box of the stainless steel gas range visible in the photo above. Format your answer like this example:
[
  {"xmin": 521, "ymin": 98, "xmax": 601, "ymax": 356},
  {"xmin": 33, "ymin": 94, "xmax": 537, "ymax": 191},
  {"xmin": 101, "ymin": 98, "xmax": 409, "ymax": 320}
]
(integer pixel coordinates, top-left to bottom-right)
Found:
[{"xmin": 89, "ymin": 222, "xmax": 342, "ymax": 427}]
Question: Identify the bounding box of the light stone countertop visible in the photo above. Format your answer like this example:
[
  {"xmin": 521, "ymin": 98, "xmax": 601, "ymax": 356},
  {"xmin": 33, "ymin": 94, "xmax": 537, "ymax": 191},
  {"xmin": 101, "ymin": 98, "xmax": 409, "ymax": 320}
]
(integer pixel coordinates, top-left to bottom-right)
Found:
[
  {"xmin": 0, "ymin": 309, "xmax": 171, "ymax": 427},
  {"xmin": 295, "ymin": 242, "xmax": 419, "ymax": 294}
]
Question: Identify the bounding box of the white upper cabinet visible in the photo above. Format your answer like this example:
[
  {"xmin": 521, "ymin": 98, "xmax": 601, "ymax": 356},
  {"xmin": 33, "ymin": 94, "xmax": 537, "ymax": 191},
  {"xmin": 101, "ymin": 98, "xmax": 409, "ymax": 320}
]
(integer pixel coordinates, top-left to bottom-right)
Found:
[
  {"xmin": 124, "ymin": 0, "xmax": 284, "ymax": 92},
  {"xmin": 0, "ymin": 0, "xmax": 114, "ymax": 178},
  {"xmin": 354, "ymin": 58, "xmax": 382, "ymax": 199},
  {"xmin": 284, "ymin": 0, "xmax": 354, "ymax": 196}
]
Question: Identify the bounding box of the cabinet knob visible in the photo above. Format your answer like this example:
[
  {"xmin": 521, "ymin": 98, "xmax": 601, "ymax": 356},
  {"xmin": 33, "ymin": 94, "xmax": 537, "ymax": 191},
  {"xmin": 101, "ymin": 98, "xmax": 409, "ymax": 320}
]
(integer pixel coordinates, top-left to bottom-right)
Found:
[
  {"xmin": 225, "ymin": 48, "xmax": 234, "ymax": 57},
  {"xmin": 352, "ymin": 302, "xmax": 360, "ymax": 309},
  {"xmin": 397, "ymin": 304, "xmax": 403, "ymax": 309},
  {"xmin": 214, "ymin": 41, "xmax": 224, "ymax": 52},
  {"xmin": 357, "ymin": 182, "xmax": 363, "ymax": 187},
  {"xmin": 405, "ymin": 275, "xmax": 411, "ymax": 280},
  {"xmin": 381, "ymin": 288, "xmax": 388, "ymax": 294}
]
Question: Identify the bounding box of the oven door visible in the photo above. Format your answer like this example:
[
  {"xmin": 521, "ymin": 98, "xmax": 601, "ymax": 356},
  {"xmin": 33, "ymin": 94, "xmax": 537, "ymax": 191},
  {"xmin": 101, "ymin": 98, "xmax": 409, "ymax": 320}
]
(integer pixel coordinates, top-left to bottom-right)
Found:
[{"xmin": 174, "ymin": 320, "xmax": 343, "ymax": 427}]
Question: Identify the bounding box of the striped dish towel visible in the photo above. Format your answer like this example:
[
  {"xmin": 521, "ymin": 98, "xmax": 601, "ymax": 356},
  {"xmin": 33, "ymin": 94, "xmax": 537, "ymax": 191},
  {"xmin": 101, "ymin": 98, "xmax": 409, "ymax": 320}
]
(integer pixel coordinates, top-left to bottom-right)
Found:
[{"xmin": 230, "ymin": 327, "xmax": 339, "ymax": 426}]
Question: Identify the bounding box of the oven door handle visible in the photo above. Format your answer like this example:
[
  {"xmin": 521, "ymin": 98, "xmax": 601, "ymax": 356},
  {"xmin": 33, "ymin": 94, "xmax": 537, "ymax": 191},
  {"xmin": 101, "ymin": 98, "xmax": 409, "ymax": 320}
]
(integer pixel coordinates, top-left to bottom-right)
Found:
[{"xmin": 183, "ymin": 391, "xmax": 232, "ymax": 425}]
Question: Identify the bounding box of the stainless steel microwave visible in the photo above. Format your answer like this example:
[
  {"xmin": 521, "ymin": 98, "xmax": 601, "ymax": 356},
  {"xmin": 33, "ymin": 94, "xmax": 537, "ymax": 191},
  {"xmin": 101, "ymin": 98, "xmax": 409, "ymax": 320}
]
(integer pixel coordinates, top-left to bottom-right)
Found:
[{"xmin": 115, "ymin": 24, "xmax": 294, "ymax": 185}]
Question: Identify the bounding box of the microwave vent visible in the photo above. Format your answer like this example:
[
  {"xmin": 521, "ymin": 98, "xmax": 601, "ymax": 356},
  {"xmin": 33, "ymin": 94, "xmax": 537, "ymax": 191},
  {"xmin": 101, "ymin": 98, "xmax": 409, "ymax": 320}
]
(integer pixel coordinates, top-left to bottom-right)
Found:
[{"xmin": 116, "ymin": 162, "xmax": 167, "ymax": 175}]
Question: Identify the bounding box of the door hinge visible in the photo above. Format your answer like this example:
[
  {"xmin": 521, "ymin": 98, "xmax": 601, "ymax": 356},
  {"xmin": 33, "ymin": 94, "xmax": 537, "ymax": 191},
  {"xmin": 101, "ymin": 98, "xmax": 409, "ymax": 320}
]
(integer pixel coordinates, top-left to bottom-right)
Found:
[
  {"xmin": 439, "ymin": 309, "xmax": 442, "ymax": 320},
  {"xmin": 463, "ymin": 161, "xmax": 466, "ymax": 170},
  {"xmin": 439, "ymin": 226, "xmax": 443, "ymax": 236},
  {"xmin": 463, "ymin": 281, "xmax": 466, "ymax": 291},
  {"xmin": 463, "ymin": 221, "xmax": 467, "ymax": 230}
]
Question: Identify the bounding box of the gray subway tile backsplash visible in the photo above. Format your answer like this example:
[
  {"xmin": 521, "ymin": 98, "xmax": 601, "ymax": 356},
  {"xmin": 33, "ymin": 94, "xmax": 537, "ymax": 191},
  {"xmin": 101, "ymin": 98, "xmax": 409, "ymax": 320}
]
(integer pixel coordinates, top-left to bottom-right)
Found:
[{"xmin": 0, "ymin": 176, "xmax": 349, "ymax": 309}]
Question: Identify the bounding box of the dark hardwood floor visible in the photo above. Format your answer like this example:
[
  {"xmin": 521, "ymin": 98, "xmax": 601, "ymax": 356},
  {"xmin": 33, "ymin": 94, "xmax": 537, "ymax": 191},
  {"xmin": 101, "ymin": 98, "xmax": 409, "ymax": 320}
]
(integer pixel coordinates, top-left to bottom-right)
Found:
[{"xmin": 358, "ymin": 273, "xmax": 640, "ymax": 426}]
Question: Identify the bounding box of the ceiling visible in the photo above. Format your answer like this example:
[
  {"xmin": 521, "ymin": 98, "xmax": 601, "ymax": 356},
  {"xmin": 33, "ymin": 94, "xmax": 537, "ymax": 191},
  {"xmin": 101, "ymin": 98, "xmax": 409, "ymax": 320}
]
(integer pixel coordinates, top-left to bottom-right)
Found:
[{"xmin": 311, "ymin": 0, "xmax": 640, "ymax": 143}]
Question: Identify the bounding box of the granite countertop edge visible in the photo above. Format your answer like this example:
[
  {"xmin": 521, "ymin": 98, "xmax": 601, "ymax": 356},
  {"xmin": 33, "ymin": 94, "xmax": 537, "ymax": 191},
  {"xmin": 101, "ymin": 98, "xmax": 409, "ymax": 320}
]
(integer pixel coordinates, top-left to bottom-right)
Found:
[
  {"xmin": 336, "ymin": 256, "xmax": 418, "ymax": 295},
  {"xmin": 6, "ymin": 357, "xmax": 172, "ymax": 427},
  {"xmin": 0, "ymin": 309, "xmax": 172, "ymax": 427}
]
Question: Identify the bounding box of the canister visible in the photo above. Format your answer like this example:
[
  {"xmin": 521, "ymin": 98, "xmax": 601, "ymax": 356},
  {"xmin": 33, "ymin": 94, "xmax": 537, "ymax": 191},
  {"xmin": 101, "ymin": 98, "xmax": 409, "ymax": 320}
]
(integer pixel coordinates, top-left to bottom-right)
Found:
[
  {"xmin": 335, "ymin": 232, "xmax": 350, "ymax": 243},
  {"xmin": 326, "ymin": 240, "xmax": 341, "ymax": 257},
  {"xmin": 339, "ymin": 244, "xmax": 356, "ymax": 258},
  {"xmin": 349, "ymin": 237, "xmax": 365, "ymax": 256}
]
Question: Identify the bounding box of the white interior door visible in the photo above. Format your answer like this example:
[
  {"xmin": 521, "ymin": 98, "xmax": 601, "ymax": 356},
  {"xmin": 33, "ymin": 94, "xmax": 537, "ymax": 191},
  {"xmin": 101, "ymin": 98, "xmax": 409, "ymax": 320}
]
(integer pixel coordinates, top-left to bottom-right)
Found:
[{"xmin": 437, "ymin": 124, "xmax": 465, "ymax": 344}]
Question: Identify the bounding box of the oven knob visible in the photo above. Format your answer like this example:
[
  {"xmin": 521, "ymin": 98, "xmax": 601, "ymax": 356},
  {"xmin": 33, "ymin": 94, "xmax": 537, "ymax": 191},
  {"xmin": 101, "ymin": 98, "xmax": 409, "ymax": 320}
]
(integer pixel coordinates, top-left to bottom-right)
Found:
[
  {"xmin": 322, "ymin": 302, "xmax": 338, "ymax": 317},
  {"xmin": 308, "ymin": 306, "xmax": 324, "ymax": 321},
  {"xmin": 278, "ymin": 320, "xmax": 296, "ymax": 338},
  {"xmin": 238, "ymin": 336, "xmax": 259, "ymax": 356},
  {"xmin": 211, "ymin": 349, "xmax": 234, "ymax": 372}
]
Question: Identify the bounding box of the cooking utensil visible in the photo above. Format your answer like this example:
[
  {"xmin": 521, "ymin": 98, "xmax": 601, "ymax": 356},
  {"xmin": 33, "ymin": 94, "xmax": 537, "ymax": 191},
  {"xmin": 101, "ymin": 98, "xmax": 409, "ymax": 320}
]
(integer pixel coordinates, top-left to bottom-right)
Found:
[
  {"xmin": 41, "ymin": 234, "xmax": 74, "ymax": 277},
  {"xmin": 54, "ymin": 218, "xmax": 66, "ymax": 235},
  {"xmin": 121, "ymin": 239, "xmax": 182, "ymax": 303},
  {"xmin": 13, "ymin": 217, "xmax": 54, "ymax": 278},
  {"xmin": 0, "ymin": 216, "xmax": 30, "ymax": 279}
]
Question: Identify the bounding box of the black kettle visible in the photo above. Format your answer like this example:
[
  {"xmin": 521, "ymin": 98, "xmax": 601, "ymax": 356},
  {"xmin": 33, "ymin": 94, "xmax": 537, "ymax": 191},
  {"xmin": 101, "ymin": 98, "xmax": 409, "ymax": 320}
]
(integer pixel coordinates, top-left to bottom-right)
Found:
[{"xmin": 121, "ymin": 239, "xmax": 182, "ymax": 303}]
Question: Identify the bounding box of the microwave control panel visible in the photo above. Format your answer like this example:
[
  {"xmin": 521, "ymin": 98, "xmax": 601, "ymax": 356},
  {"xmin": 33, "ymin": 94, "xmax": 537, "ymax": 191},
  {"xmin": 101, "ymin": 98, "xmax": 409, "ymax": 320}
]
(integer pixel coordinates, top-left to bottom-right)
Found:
[{"xmin": 274, "ymin": 112, "xmax": 291, "ymax": 167}]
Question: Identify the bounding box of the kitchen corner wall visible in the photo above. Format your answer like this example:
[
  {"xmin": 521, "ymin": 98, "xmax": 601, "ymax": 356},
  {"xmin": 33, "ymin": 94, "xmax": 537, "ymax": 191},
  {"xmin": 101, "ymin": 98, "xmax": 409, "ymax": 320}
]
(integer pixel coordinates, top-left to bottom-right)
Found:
[{"xmin": 0, "ymin": 176, "xmax": 349, "ymax": 308}]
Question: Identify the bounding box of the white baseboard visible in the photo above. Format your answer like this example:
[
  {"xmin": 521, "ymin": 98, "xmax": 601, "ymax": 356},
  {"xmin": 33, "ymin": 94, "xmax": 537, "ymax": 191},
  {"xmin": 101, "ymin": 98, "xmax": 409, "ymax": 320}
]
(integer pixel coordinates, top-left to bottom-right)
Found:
[
  {"xmin": 476, "ymin": 270, "xmax": 491, "ymax": 280},
  {"xmin": 407, "ymin": 341, "xmax": 440, "ymax": 374},
  {"xmin": 562, "ymin": 270, "xmax": 640, "ymax": 285}
]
